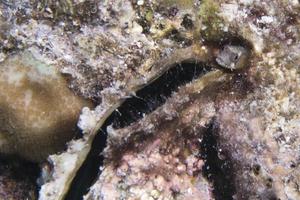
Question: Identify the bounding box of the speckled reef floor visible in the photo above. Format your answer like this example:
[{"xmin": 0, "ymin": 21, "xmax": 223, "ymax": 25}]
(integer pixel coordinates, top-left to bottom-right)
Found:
[{"xmin": 0, "ymin": 0, "xmax": 299, "ymax": 200}]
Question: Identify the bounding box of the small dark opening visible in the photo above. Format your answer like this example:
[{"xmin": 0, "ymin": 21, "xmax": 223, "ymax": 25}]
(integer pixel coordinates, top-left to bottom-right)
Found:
[
  {"xmin": 204, "ymin": 35, "xmax": 253, "ymax": 51},
  {"xmin": 65, "ymin": 61, "xmax": 212, "ymax": 199},
  {"xmin": 0, "ymin": 157, "xmax": 40, "ymax": 199},
  {"xmin": 200, "ymin": 120, "xmax": 236, "ymax": 200}
]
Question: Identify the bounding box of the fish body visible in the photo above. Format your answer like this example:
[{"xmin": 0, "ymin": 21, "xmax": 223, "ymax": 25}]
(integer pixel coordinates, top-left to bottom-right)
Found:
[{"xmin": 216, "ymin": 45, "xmax": 249, "ymax": 70}]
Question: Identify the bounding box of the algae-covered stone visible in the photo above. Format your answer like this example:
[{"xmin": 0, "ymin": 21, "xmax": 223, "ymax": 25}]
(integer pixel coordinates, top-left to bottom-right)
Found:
[
  {"xmin": 198, "ymin": 0, "xmax": 224, "ymax": 41},
  {"xmin": 0, "ymin": 0, "xmax": 299, "ymax": 200}
]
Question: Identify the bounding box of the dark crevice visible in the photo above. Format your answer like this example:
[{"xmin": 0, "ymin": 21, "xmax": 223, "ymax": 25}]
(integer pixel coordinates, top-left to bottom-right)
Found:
[
  {"xmin": 200, "ymin": 120, "xmax": 236, "ymax": 200},
  {"xmin": 64, "ymin": 117, "xmax": 109, "ymax": 200},
  {"xmin": 0, "ymin": 157, "xmax": 40, "ymax": 199},
  {"xmin": 111, "ymin": 61, "xmax": 211, "ymax": 129},
  {"xmin": 65, "ymin": 61, "xmax": 212, "ymax": 200},
  {"xmin": 203, "ymin": 35, "xmax": 253, "ymax": 51}
]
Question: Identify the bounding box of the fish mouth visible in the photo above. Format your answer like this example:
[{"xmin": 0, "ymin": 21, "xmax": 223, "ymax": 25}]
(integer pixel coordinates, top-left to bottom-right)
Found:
[{"xmin": 216, "ymin": 57, "xmax": 227, "ymax": 67}]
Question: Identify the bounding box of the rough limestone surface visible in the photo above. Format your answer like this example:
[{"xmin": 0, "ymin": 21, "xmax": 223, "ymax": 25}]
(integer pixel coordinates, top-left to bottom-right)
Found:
[{"xmin": 0, "ymin": 0, "xmax": 299, "ymax": 200}]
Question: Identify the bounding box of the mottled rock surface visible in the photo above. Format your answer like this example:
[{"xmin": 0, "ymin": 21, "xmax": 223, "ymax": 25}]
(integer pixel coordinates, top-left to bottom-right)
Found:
[{"xmin": 0, "ymin": 0, "xmax": 299, "ymax": 200}]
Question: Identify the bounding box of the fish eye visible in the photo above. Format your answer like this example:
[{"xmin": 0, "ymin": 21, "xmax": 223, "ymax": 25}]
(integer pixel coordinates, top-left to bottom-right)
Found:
[{"xmin": 234, "ymin": 55, "xmax": 239, "ymax": 60}]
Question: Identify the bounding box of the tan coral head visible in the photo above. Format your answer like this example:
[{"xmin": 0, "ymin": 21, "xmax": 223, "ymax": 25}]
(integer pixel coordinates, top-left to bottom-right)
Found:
[{"xmin": 0, "ymin": 51, "xmax": 92, "ymax": 162}]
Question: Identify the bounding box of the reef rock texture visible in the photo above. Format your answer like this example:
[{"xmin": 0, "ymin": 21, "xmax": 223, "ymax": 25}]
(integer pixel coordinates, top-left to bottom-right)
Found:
[{"xmin": 0, "ymin": 0, "xmax": 299, "ymax": 200}]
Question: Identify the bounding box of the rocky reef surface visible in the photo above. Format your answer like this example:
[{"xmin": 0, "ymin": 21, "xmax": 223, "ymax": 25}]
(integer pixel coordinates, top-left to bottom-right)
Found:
[{"xmin": 0, "ymin": 0, "xmax": 299, "ymax": 200}]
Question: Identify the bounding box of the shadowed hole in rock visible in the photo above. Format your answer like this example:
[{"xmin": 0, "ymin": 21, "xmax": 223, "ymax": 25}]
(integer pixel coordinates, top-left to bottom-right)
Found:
[
  {"xmin": 200, "ymin": 120, "xmax": 236, "ymax": 200},
  {"xmin": 65, "ymin": 61, "xmax": 213, "ymax": 199},
  {"xmin": 111, "ymin": 62, "xmax": 211, "ymax": 129},
  {"xmin": 0, "ymin": 157, "xmax": 40, "ymax": 199}
]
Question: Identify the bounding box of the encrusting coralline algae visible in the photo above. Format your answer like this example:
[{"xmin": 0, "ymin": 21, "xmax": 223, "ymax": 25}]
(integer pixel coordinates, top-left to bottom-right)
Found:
[{"xmin": 0, "ymin": 0, "xmax": 299, "ymax": 200}]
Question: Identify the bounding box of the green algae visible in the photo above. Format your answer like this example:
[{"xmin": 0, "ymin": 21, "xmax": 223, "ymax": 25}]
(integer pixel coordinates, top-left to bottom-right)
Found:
[
  {"xmin": 198, "ymin": 0, "xmax": 224, "ymax": 41},
  {"xmin": 160, "ymin": 0, "xmax": 194, "ymax": 9}
]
